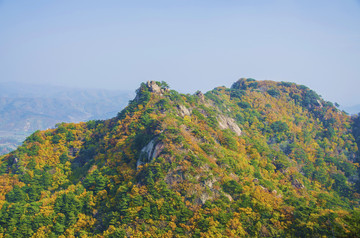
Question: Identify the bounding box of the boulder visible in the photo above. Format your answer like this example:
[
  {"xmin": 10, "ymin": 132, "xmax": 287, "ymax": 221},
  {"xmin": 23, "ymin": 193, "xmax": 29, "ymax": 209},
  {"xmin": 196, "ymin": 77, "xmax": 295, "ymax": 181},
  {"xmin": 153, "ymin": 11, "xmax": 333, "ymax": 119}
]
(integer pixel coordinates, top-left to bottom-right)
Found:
[
  {"xmin": 217, "ymin": 115, "xmax": 242, "ymax": 136},
  {"xmin": 137, "ymin": 138, "xmax": 164, "ymax": 168},
  {"xmin": 178, "ymin": 105, "xmax": 191, "ymax": 117},
  {"xmin": 147, "ymin": 81, "xmax": 162, "ymax": 94}
]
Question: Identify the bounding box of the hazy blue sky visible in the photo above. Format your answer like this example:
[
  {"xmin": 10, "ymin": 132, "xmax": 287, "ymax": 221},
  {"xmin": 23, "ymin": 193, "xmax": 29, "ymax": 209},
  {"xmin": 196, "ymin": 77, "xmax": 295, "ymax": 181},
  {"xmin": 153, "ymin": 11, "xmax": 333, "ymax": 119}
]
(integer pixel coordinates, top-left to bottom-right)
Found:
[{"xmin": 0, "ymin": 0, "xmax": 359, "ymax": 106}]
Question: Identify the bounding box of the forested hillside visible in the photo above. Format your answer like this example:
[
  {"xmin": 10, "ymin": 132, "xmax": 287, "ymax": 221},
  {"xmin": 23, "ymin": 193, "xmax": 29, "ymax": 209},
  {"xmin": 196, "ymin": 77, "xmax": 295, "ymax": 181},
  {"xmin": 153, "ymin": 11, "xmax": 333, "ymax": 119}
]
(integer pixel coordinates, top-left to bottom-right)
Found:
[{"xmin": 0, "ymin": 79, "xmax": 359, "ymax": 237}]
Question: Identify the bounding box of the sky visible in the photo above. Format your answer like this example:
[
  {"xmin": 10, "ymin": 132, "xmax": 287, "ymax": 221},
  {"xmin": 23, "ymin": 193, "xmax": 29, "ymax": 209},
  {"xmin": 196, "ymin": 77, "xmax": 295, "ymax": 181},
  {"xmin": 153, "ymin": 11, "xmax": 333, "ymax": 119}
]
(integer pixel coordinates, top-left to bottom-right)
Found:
[{"xmin": 0, "ymin": 0, "xmax": 359, "ymax": 106}]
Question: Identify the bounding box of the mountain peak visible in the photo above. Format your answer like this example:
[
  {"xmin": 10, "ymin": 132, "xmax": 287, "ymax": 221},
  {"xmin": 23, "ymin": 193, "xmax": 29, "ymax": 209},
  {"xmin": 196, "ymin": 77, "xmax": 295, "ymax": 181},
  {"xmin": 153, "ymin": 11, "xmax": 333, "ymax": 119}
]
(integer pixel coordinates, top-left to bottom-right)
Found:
[
  {"xmin": 145, "ymin": 81, "xmax": 170, "ymax": 94},
  {"xmin": 134, "ymin": 81, "xmax": 170, "ymax": 103},
  {"xmin": 0, "ymin": 79, "xmax": 359, "ymax": 237},
  {"xmin": 146, "ymin": 81, "xmax": 162, "ymax": 94}
]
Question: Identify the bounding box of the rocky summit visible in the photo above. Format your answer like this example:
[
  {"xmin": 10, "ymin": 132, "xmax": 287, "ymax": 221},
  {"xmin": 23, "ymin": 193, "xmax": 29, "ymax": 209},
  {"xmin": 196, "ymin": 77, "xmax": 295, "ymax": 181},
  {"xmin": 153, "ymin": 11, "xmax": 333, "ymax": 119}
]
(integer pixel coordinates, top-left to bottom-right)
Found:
[{"xmin": 0, "ymin": 79, "xmax": 360, "ymax": 237}]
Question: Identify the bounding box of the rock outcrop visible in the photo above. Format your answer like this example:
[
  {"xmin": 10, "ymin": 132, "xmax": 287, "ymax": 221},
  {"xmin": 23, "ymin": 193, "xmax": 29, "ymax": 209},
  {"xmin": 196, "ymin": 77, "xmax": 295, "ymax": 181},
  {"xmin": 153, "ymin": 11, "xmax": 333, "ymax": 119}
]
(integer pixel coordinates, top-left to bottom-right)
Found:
[
  {"xmin": 146, "ymin": 81, "xmax": 169, "ymax": 95},
  {"xmin": 291, "ymin": 177, "xmax": 305, "ymax": 189},
  {"xmin": 195, "ymin": 91, "xmax": 205, "ymax": 102},
  {"xmin": 147, "ymin": 81, "xmax": 162, "ymax": 94},
  {"xmin": 178, "ymin": 104, "xmax": 192, "ymax": 117},
  {"xmin": 217, "ymin": 115, "xmax": 242, "ymax": 136},
  {"xmin": 137, "ymin": 138, "xmax": 164, "ymax": 168},
  {"xmin": 134, "ymin": 81, "xmax": 170, "ymax": 102}
]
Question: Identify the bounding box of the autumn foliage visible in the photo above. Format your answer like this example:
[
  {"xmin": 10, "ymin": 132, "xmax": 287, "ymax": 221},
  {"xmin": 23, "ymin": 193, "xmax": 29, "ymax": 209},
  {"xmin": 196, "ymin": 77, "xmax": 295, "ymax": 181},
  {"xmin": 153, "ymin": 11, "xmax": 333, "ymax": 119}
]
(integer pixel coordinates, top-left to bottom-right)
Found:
[{"xmin": 0, "ymin": 79, "xmax": 359, "ymax": 237}]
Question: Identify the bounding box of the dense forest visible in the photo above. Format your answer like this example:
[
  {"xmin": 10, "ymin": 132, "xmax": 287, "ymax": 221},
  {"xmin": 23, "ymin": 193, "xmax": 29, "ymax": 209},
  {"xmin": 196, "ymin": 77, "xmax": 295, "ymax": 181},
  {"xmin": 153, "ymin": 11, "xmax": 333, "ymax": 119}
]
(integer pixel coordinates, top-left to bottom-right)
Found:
[{"xmin": 0, "ymin": 79, "xmax": 359, "ymax": 237}]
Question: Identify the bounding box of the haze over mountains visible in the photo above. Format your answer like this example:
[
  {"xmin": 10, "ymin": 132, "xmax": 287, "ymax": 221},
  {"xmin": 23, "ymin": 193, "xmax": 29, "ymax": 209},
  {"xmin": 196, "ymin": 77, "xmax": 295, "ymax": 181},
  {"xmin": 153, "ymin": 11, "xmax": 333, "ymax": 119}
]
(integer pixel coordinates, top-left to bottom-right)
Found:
[
  {"xmin": 0, "ymin": 82, "xmax": 132, "ymax": 154},
  {"xmin": 0, "ymin": 1, "xmax": 359, "ymax": 236},
  {"xmin": 342, "ymin": 104, "xmax": 360, "ymax": 115}
]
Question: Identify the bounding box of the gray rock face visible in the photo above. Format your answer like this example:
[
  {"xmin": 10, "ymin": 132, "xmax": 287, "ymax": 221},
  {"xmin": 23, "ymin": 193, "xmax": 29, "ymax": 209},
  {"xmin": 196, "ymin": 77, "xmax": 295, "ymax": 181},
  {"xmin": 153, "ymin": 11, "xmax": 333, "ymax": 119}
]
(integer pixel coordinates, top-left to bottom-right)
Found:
[
  {"xmin": 217, "ymin": 115, "xmax": 242, "ymax": 136},
  {"xmin": 291, "ymin": 178, "xmax": 305, "ymax": 189},
  {"xmin": 223, "ymin": 193, "xmax": 233, "ymax": 202},
  {"xmin": 199, "ymin": 192, "xmax": 212, "ymax": 204},
  {"xmin": 146, "ymin": 81, "xmax": 169, "ymax": 95},
  {"xmin": 137, "ymin": 138, "xmax": 164, "ymax": 168},
  {"xmin": 204, "ymin": 178, "xmax": 217, "ymax": 189},
  {"xmin": 195, "ymin": 91, "xmax": 205, "ymax": 102},
  {"xmin": 178, "ymin": 105, "xmax": 191, "ymax": 117},
  {"xmin": 317, "ymin": 100, "xmax": 323, "ymax": 108},
  {"xmin": 147, "ymin": 81, "xmax": 162, "ymax": 94},
  {"xmin": 134, "ymin": 81, "xmax": 170, "ymax": 103}
]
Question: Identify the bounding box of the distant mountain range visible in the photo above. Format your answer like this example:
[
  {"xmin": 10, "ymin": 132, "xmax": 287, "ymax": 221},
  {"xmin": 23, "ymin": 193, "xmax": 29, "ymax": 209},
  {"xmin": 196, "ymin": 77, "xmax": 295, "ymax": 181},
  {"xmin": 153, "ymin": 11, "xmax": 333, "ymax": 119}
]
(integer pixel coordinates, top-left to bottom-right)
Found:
[
  {"xmin": 0, "ymin": 82, "xmax": 132, "ymax": 154},
  {"xmin": 342, "ymin": 104, "xmax": 360, "ymax": 115}
]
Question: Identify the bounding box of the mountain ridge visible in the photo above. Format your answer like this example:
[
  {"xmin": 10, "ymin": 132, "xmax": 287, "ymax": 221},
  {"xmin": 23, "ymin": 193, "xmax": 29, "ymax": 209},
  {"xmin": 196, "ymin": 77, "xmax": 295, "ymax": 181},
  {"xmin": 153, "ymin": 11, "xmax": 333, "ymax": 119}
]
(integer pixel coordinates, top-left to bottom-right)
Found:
[{"xmin": 0, "ymin": 79, "xmax": 359, "ymax": 237}]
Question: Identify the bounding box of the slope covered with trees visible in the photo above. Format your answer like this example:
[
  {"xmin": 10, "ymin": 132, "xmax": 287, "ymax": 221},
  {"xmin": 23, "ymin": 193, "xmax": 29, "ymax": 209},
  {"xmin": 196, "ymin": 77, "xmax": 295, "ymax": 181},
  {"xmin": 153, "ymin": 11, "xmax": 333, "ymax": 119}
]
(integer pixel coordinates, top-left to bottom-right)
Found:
[{"xmin": 0, "ymin": 79, "xmax": 359, "ymax": 237}]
